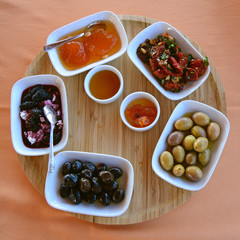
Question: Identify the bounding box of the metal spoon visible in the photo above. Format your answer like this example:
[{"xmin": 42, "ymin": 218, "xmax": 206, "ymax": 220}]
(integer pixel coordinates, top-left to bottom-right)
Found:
[
  {"xmin": 43, "ymin": 105, "xmax": 57, "ymax": 173},
  {"xmin": 44, "ymin": 20, "xmax": 106, "ymax": 51}
]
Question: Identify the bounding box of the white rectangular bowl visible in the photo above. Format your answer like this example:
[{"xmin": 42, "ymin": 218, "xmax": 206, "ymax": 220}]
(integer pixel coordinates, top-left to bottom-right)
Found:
[
  {"xmin": 45, "ymin": 151, "xmax": 134, "ymax": 217},
  {"xmin": 46, "ymin": 11, "xmax": 128, "ymax": 76},
  {"xmin": 152, "ymin": 100, "xmax": 230, "ymax": 191},
  {"xmin": 127, "ymin": 22, "xmax": 210, "ymax": 100},
  {"xmin": 11, "ymin": 74, "xmax": 68, "ymax": 156}
]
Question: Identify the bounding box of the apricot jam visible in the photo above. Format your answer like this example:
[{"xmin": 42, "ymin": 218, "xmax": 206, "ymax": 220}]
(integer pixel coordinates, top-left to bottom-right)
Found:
[
  {"xmin": 124, "ymin": 98, "xmax": 157, "ymax": 128},
  {"xmin": 89, "ymin": 70, "xmax": 120, "ymax": 100},
  {"xmin": 58, "ymin": 21, "xmax": 121, "ymax": 70}
]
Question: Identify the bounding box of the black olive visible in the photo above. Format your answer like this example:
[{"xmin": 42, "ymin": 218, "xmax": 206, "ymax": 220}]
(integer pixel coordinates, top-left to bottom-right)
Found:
[
  {"xmin": 80, "ymin": 169, "xmax": 93, "ymax": 179},
  {"xmin": 64, "ymin": 174, "xmax": 78, "ymax": 187},
  {"xmin": 112, "ymin": 189, "xmax": 125, "ymax": 203},
  {"xmin": 61, "ymin": 161, "xmax": 72, "ymax": 176},
  {"xmin": 79, "ymin": 177, "xmax": 91, "ymax": 193},
  {"xmin": 99, "ymin": 170, "xmax": 114, "ymax": 184},
  {"xmin": 72, "ymin": 160, "xmax": 82, "ymax": 173},
  {"xmin": 109, "ymin": 167, "xmax": 123, "ymax": 179},
  {"xmin": 69, "ymin": 187, "xmax": 82, "ymax": 204},
  {"xmin": 102, "ymin": 180, "xmax": 119, "ymax": 192},
  {"xmin": 30, "ymin": 85, "xmax": 43, "ymax": 95},
  {"xmin": 91, "ymin": 177, "xmax": 102, "ymax": 194},
  {"xmin": 84, "ymin": 192, "xmax": 97, "ymax": 204},
  {"xmin": 82, "ymin": 162, "xmax": 96, "ymax": 173},
  {"xmin": 32, "ymin": 89, "xmax": 51, "ymax": 102},
  {"xmin": 22, "ymin": 92, "xmax": 33, "ymax": 102},
  {"xmin": 99, "ymin": 192, "xmax": 111, "ymax": 206},
  {"xmin": 59, "ymin": 184, "xmax": 70, "ymax": 198},
  {"xmin": 20, "ymin": 101, "xmax": 39, "ymax": 110},
  {"xmin": 95, "ymin": 163, "xmax": 107, "ymax": 174}
]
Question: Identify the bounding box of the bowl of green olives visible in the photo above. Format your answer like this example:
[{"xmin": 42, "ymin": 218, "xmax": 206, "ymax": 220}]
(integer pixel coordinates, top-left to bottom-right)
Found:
[
  {"xmin": 45, "ymin": 151, "xmax": 134, "ymax": 217},
  {"xmin": 152, "ymin": 100, "xmax": 230, "ymax": 191}
]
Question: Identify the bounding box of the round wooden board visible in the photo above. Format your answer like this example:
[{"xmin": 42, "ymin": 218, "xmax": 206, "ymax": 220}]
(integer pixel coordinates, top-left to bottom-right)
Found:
[{"xmin": 18, "ymin": 15, "xmax": 226, "ymax": 225}]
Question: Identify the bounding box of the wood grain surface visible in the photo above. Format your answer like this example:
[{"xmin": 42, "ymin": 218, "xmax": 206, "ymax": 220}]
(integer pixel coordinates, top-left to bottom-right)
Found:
[{"xmin": 18, "ymin": 15, "xmax": 226, "ymax": 225}]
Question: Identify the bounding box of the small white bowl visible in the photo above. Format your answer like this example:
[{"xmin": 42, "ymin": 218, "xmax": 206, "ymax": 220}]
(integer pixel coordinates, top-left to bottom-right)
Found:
[
  {"xmin": 45, "ymin": 151, "xmax": 134, "ymax": 217},
  {"xmin": 84, "ymin": 65, "xmax": 124, "ymax": 104},
  {"xmin": 127, "ymin": 22, "xmax": 210, "ymax": 101},
  {"xmin": 152, "ymin": 100, "xmax": 230, "ymax": 191},
  {"xmin": 46, "ymin": 11, "xmax": 128, "ymax": 76},
  {"xmin": 120, "ymin": 91, "xmax": 160, "ymax": 132},
  {"xmin": 11, "ymin": 74, "xmax": 68, "ymax": 156}
]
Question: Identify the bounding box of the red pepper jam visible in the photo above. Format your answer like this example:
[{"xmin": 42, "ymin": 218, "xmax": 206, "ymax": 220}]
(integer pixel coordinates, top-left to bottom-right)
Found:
[
  {"xmin": 58, "ymin": 20, "xmax": 121, "ymax": 70},
  {"xmin": 124, "ymin": 98, "xmax": 157, "ymax": 128}
]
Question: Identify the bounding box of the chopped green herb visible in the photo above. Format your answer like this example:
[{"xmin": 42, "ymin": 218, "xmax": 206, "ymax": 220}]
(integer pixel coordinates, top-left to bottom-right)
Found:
[
  {"xmin": 188, "ymin": 54, "xmax": 193, "ymax": 65},
  {"xmin": 204, "ymin": 56, "xmax": 209, "ymax": 67},
  {"xmin": 168, "ymin": 44, "xmax": 175, "ymax": 49},
  {"xmin": 161, "ymin": 79, "xmax": 165, "ymax": 85},
  {"xmin": 161, "ymin": 52, "xmax": 167, "ymax": 60}
]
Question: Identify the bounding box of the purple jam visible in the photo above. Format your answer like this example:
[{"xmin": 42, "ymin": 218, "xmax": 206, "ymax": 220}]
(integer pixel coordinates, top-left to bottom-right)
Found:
[{"xmin": 19, "ymin": 84, "xmax": 63, "ymax": 148}]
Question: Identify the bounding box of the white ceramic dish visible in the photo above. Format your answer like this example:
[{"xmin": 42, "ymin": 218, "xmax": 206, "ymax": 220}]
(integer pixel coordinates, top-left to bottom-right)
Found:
[
  {"xmin": 120, "ymin": 91, "xmax": 160, "ymax": 132},
  {"xmin": 11, "ymin": 74, "xmax": 68, "ymax": 156},
  {"xmin": 127, "ymin": 22, "xmax": 210, "ymax": 101},
  {"xmin": 46, "ymin": 11, "xmax": 128, "ymax": 76},
  {"xmin": 84, "ymin": 65, "xmax": 123, "ymax": 104},
  {"xmin": 152, "ymin": 100, "xmax": 230, "ymax": 191},
  {"xmin": 45, "ymin": 151, "xmax": 134, "ymax": 217}
]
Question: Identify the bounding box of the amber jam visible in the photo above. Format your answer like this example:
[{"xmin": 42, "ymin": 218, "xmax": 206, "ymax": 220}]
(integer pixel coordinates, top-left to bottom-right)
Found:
[
  {"xmin": 58, "ymin": 20, "xmax": 122, "ymax": 70},
  {"xmin": 124, "ymin": 98, "xmax": 157, "ymax": 128},
  {"xmin": 89, "ymin": 70, "xmax": 120, "ymax": 100}
]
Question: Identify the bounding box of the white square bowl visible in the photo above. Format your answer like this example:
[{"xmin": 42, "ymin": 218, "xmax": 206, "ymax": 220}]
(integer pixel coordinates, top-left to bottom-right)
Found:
[
  {"xmin": 11, "ymin": 74, "xmax": 68, "ymax": 156},
  {"xmin": 45, "ymin": 151, "xmax": 134, "ymax": 217},
  {"xmin": 46, "ymin": 11, "xmax": 128, "ymax": 76},
  {"xmin": 127, "ymin": 22, "xmax": 210, "ymax": 101},
  {"xmin": 152, "ymin": 100, "xmax": 230, "ymax": 191}
]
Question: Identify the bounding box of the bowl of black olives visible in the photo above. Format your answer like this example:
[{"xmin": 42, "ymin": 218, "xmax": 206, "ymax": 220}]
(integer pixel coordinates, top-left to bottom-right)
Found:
[
  {"xmin": 152, "ymin": 100, "xmax": 230, "ymax": 191},
  {"xmin": 45, "ymin": 151, "xmax": 134, "ymax": 217}
]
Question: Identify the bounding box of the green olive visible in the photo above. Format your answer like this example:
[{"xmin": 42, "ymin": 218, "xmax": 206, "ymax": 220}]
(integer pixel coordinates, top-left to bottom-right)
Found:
[
  {"xmin": 160, "ymin": 151, "xmax": 174, "ymax": 171},
  {"xmin": 192, "ymin": 112, "xmax": 210, "ymax": 126},
  {"xmin": 182, "ymin": 135, "xmax": 196, "ymax": 151},
  {"xmin": 172, "ymin": 145, "xmax": 185, "ymax": 163},
  {"xmin": 174, "ymin": 117, "xmax": 193, "ymax": 131},
  {"xmin": 198, "ymin": 148, "xmax": 211, "ymax": 166},
  {"xmin": 167, "ymin": 131, "xmax": 184, "ymax": 146},
  {"xmin": 185, "ymin": 151, "xmax": 197, "ymax": 165},
  {"xmin": 185, "ymin": 166, "xmax": 203, "ymax": 182},
  {"xmin": 190, "ymin": 125, "xmax": 207, "ymax": 138},
  {"xmin": 172, "ymin": 164, "xmax": 185, "ymax": 177},
  {"xmin": 193, "ymin": 137, "xmax": 208, "ymax": 152},
  {"xmin": 207, "ymin": 122, "xmax": 221, "ymax": 141}
]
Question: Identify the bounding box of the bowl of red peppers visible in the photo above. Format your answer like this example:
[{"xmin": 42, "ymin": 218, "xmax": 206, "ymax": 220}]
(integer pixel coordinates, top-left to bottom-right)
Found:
[{"xmin": 127, "ymin": 22, "xmax": 210, "ymax": 100}]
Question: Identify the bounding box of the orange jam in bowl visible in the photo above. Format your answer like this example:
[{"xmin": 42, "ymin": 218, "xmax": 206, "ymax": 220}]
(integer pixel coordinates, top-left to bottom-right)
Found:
[{"xmin": 58, "ymin": 20, "xmax": 121, "ymax": 70}]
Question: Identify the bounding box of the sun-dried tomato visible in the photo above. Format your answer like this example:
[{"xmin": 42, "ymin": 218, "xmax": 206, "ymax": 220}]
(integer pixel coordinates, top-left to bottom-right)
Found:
[
  {"xmin": 186, "ymin": 68, "xmax": 198, "ymax": 81},
  {"xmin": 154, "ymin": 68, "xmax": 168, "ymax": 79},
  {"xmin": 163, "ymin": 81, "xmax": 183, "ymax": 92}
]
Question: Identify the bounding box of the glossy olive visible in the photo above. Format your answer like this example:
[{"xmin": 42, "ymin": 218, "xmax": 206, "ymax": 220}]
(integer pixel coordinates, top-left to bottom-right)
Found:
[
  {"xmin": 198, "ymin": 148, "xmax": 211, "ymax": 166},
  {"xmin": 99, "ymin": 192, "xmax": 111, "ymax": 206},
  {"xmin": 71, "ymin": 160, "xmax": 82, "ymax": 173},
  {"xmin": 172, "ymin": 145, "xmax": 185, "ymax": 163},
  {"xmin": 192, "ymin": 112, "xmax": 210, "ymax": 126},
  {"xmin": 109, "ymin": 167, "xmax": 123, "ymax": 179},
  {"xmin": 59, "ymin": 184, "xmax": 70, "ymax": 198},
  {"xmin": 193, "ymin": 137, "xmax": 208, "ymax": 152},
  {"xmin": 185, "ymin": 166, "xmax": 203, "ymax": 181},
  {"xmin": 191, "ymin": 125, "xmax": 207, "ymax": 138},
  {"xmin": 185, "ymin": 151, "xmax": 197, "ymax": 165},
  {"xmin": 91, "ymin": 177, "xmax": 102, "ymax": 194},
  {"xmin": 172, "ymin": 164, "xmax": 185, "ymax": 177},
  {"xmin": 160, "ymin": 151, "xmax": 174, "ymax": 171},
  {"xmin": 69, "ymin": 186, "xmax": 82, "ymax": 204},
  {"xmin": 182, "ymin": 135, "xmax": 196, "ymax": 151},
  {"xmin": 95, "ymin": 163, "xmax": 107, "ymax": 174},
  {"xmin": 207, "ymin": 122, "xmax": 221, "ymax": 141},
  {"xmin": 167, "ymin": 131, "xmax": 184, "ymax": 146},
  {"xmin": 102, "ymin": 180, "xmax": 119, "ymax": 192},
  {"xmin": 84, "ymin": 192, "xmax": 97, "ymax": 203},
  {"xmin": 79, "ymin": 177, "xmax": 91, "ymax": 193},
  {"xmin": 61, "ymin": 161, "xmax": 72, "ymax": 176},
  {"xmin": 174, "ymin": 117, "xmax": 193, "ymax": 131},
  {"xmin": 99, "ymin": 170, "xmax": 114, "ymax": 184},
  {"xmin": 80, "ymin": 169, "xmax": 93, "ymax": 179},
  {"xmin": 64, "ymin": 174, "xmax": 78, "ymax": 187},
  {"xmin": 112, "ymin": 189, "xmax": 125, "ymax": 203},
  {"xmin": 82, "ymin": 162, "xmax": 96, "ymax": 173}
]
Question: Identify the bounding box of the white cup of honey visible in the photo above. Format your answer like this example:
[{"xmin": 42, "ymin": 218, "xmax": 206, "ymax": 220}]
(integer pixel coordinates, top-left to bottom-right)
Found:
[{"xmin": 84, "ymin": 65, "xmax": 123, "ymax": 104}]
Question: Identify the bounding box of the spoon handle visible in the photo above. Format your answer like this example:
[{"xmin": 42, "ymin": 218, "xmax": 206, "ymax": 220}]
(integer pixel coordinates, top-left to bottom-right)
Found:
[
  {"xmin": 48, "ymin": 123, "xmax": 55, "ymax": 173},
  {"xmin": 44, "ymin": 32, "xmax": 84, "ymax": 51}
]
